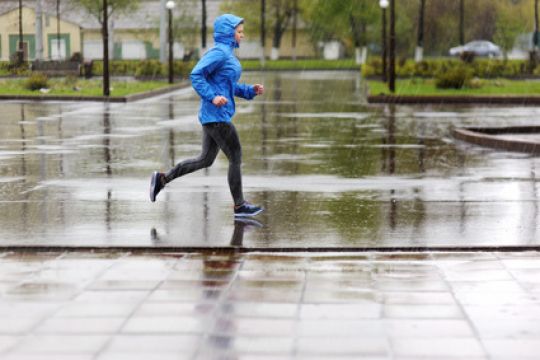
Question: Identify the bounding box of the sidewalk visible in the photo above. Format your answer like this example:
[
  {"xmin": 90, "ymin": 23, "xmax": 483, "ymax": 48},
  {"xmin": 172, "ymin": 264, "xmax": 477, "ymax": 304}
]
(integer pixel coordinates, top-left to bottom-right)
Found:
[{"xmin": 1, "ymin": 250, "xmax": 539, "ymax": 359}]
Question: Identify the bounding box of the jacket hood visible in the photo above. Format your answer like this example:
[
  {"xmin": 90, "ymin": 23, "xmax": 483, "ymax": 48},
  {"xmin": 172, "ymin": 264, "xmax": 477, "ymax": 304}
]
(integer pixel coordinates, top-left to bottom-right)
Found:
[{"xmin": 214, "ymin": 14, "xmax": 244, "ymax": 48}]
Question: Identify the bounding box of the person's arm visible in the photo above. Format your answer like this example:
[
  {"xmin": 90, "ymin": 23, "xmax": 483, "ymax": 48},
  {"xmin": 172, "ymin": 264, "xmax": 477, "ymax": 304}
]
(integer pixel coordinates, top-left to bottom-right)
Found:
[
  {"xmin": 234, "ymin": 83, "xmax": 264, "ymax": 100},
  {"xmin": 190, "ymin": 48, "xmax": 227, "ymax": 103}
]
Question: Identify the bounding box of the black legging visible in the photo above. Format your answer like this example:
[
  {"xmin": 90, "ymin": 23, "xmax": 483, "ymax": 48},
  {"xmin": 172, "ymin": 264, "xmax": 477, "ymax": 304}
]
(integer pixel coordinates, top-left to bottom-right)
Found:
[{"xmin": 164, "ymin": 122, "xmax": 244, "ymax": 206}]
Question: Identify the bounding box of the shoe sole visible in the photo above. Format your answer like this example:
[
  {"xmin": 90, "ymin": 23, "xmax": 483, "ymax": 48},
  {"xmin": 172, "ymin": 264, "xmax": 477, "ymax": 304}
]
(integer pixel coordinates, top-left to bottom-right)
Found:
[
  {"xmin": 234, "ymin": 208, "xmax": 264, "ymax": 218},
  {"xmin": 150, "ymin": 171, "xmax": 159, "ymax": 202}
]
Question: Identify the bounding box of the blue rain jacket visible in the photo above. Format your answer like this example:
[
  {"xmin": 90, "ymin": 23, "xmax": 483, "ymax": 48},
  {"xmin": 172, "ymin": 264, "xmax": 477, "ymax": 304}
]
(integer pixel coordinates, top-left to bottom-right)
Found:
[{"xmin": 190, "ymin": 14, "xmax": 256, "ymax": 125}]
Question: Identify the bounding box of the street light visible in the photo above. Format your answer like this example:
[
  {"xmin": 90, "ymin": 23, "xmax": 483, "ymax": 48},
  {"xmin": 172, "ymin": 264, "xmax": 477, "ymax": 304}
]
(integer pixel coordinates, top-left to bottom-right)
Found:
[
  {"xmin": 166, "ymin": 0, "xmax": 175, "ymax": 84},
  {"xmin": 379, "ymin": 0, "xmax": 388, "ymax": 83}
]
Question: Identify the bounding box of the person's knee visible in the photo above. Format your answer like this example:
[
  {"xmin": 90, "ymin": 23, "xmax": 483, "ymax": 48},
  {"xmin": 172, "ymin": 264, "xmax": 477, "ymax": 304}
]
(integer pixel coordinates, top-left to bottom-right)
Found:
[
  {"xmin": 230, "ymin": 151, "xmax": 242, "ymax": 165},
  {"xmin": 201, "ymin": 156, "xmax": 215, "ymax": 168}
]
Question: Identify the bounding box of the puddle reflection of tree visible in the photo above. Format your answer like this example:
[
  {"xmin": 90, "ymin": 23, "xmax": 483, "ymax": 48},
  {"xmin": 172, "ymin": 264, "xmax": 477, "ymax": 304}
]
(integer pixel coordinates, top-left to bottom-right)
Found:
[
  {"xmin": 103, "ymin": 104, "xmax": 112, "ymax": 232},
  {"xmin": 19, "ymin": 104, "xmax": 29, "ymax": 231},
  {"xmin": 382, "ymin": 105, "xmax": 426, "ymax": 236}
]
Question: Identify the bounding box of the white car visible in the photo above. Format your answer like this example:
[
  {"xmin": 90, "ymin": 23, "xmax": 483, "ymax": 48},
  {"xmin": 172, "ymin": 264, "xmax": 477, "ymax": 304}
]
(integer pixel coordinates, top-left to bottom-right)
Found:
[{"xmin": 449, "ymin": 40, "xmax": 502, "ymax": 57}]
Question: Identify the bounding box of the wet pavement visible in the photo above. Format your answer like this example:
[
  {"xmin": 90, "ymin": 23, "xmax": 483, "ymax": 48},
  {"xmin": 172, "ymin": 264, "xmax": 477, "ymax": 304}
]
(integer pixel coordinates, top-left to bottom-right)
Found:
[
  {"xmin": 0, "ymin": 250, "xmax": 539, "ymax": 359},
  {"xmin": 0, "ymin": 70, "xmax": 539, "ymax": 248},
  {"xmin": 2, "ymin": 71, "xmax": 540, "ymax": 359}
]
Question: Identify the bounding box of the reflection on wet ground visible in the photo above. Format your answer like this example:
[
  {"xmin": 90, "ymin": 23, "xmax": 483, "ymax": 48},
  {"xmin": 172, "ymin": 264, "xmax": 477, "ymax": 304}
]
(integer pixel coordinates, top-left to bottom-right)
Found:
[
  {"xmin": 1, "ymin": 250, "xmax": 539, "ymax": 359},
  {"xmin": 0, "ymin": 71, "xmax": 539, "ymax": 247}
]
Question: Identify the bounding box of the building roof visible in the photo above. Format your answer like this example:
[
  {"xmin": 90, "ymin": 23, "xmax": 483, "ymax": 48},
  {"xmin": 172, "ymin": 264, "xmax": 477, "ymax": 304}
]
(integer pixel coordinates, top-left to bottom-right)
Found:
[{"xmin": 0, "ymin": 0, "xmax": 224, "ymax": 30}]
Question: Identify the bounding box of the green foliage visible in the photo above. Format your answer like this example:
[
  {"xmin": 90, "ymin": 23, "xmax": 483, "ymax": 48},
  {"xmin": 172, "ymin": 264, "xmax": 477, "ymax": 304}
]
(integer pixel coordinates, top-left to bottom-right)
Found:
[
  {"xmin": 241, "ymin": 59, "xmax": 358, "ymax": 71},
  {"xmin": 301, "ymin": 0, "xmax": 379, "ymax": 55},
  {"xmin": 69, "ymin": 0, "xmax": 140, "ymax": 24},
  {"xmin": 435, "ymin": 65, "xmax": 473, "ymax": 89},
  {"xmin": 0, "ymin": 61, "xmax": 10, "ymax": 75},
  {"xmin": 362, "ymin": 58, "xmax": 533, "ymax": 79},
  {"xmin": 24, "ymin": 72, "xmax": 49, "ymax": 91},
  {"xmin": 134, "ymin": 60, "xmax": 165, "ymax": 78}
]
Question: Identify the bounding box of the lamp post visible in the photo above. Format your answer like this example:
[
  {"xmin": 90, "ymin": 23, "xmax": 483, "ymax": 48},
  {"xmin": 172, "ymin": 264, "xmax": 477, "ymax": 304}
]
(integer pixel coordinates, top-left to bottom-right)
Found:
[
  {"xmin": 166, "ymin": 0, "xmax": 175, "ymax": 84},
  {"xmin": 379, "ymin": 0, "xmax": 388, "ymax": 83},
  {"xmin": 389, "ymin": 0, "xmax": 396, "ymax": 93}
]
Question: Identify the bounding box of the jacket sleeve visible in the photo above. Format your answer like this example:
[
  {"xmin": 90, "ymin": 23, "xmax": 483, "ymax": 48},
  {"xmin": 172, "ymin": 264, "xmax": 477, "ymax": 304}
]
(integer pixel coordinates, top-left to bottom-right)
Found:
[
  {"xmin": 190, "ymin": 48, "xmax": 227, "ymax": 102},
  {"xmin": 234, "ymin": 83, "xmax": 256, "ymax": 100}
]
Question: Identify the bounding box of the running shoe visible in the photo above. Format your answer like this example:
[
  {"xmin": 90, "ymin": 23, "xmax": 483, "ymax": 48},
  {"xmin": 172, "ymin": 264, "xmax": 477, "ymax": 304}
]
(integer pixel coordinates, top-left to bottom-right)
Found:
[
  {"xmin": 150, "ymin": 171, "xmax": 165, "ymax": 202},
  {"xmin": 234, "ymin": 201, "xmax": 264, "ymax": 217}
]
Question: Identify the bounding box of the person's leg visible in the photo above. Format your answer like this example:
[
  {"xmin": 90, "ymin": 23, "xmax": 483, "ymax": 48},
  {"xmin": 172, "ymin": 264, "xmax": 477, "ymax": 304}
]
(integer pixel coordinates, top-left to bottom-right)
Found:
[
  {"xmin": 163, "ymin": 125, "xmax": 219, "ymax": 183},
  {"xmin": 204, "ymin": 122, "xmax": 245, "ymax": 206},
  {"xmin": 150, "ymin": 125, "xmax": 219, "ymax": 202}
]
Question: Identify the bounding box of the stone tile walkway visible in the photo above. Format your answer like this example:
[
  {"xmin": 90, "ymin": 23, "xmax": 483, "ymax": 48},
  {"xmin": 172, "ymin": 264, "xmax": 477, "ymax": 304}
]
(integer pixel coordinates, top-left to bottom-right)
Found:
[{"xmin": 0, "ymin": 251, "xmax": 539, "ymax": 359}]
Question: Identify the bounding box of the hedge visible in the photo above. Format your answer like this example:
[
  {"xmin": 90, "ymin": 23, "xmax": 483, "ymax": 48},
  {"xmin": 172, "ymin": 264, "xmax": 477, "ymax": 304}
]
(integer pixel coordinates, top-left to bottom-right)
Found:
[
  {"xmin": 362, "ymin": 58, "xmax": 540, "ymax": 78},
  {"xmin": 89, "ymin": 60, "xmax": 196, "ymax": 79}
]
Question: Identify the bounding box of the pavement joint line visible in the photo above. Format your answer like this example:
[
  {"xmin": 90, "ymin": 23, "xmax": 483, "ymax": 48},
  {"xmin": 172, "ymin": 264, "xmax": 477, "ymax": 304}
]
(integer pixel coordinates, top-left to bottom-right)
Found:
[{"xmin": 1, "ymin": 246, "xmax": 540, "ymax": 253}]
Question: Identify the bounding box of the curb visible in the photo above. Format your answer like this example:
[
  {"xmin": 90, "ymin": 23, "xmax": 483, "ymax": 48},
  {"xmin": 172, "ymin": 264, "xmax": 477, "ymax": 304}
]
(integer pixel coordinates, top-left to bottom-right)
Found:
[
  {"xmin": 1, "ymin": 245, "xmax": 540, "ymax": 254},
  {"xmin": 453, "ymin": 126, "xmax": 540, "ymax": 154},
  {"xmin": 0, "ymin": 82, "xmax": 189, "ymax": 103},
  {"xmin": 368, "ymin": 94, "xmax": 540, "ymax": 105}
]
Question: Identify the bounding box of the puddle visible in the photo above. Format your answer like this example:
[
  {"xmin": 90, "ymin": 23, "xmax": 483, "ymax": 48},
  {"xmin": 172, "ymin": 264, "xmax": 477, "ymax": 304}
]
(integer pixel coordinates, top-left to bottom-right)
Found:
[{"xmin": 0, "ymin": 71, "xmax": 538, "ymax": 248}]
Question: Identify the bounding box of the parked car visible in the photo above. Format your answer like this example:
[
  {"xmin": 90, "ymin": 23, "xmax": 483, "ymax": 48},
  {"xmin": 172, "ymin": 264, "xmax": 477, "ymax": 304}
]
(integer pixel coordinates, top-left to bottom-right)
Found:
[{"xmin": 449, "ymin": 40, "xmax": 502, "ymax": 57}]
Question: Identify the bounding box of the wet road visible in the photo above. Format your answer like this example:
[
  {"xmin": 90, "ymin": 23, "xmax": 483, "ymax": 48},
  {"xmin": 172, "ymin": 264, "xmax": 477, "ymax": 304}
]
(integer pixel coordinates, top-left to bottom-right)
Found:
[{"xmin": 0, "ymin": 71, "xmax": 539, "ymax": 248}]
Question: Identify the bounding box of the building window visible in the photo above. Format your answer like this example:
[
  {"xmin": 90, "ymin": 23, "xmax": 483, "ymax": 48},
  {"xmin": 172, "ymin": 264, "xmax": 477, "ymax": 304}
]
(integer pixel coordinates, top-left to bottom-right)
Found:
[
  {"xmin": 83, "ymin": 41, "xmax": 103, "ymax": 60},
  {"xmin": 50, "ymin": 38, "xmax": 66, "ymax": 60},
  {"xmin": 122, "ymin": 41, "xmax": 146, "ymax": 59},
  {"xmin": 48, "ymin": 34, "xmax": 71, "ymax": 60}
]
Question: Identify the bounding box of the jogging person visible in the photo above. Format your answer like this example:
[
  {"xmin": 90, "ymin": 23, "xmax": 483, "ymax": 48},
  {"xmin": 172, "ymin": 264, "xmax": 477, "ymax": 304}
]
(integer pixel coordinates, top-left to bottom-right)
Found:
[{"xmin": 150, "ymin": 14, "xmax": 264, "ymax": 218}]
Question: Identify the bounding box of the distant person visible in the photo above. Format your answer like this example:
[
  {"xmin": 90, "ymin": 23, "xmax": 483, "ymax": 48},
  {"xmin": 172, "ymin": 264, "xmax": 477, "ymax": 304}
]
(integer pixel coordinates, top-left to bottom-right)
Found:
[{"xmin": 150, "ymin": 14, "xmax": 264, "ymax": 218}]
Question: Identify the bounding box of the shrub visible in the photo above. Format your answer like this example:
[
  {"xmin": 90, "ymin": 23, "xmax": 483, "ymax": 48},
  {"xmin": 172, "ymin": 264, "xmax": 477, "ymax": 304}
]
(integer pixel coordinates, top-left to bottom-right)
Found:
[
  {"xmin": 25, "ymin": 72, "xmax": 49, "ymax": 91},
  {"xmin": 460, "ymin": 51, "xmax": 476, "ymax": 63},
  {"xmin": 435, "ymin": 65, "xmax": 473, "ymax": 89},
  {"xmin": 135, "ymin": 60, "xmax": 164, "ymax": 78}
]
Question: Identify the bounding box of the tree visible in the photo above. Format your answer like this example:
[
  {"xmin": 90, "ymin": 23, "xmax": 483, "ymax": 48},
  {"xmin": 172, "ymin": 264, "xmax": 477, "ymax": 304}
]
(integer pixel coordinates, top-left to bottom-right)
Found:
[
  {"xmin": 302, "ymin": 0, "xmax": 378, "ymax": 63},
  {"xmin": 459, "ymin": 0, "xmax": 464, "ymax": 45},
  {"xmin": 415, "ymin": 0, "xmax": 426, "ymax": 62},
  {"xmin": 535, "ymin": 0, "xmax": 539, "ymax": 51},
  {"xmin": 221, "ymin": 0, "xmax": 295, "ymax": 60},
  {"xmin": 171, "ymin": 0, "xmax": 199, "ymax": 57},
  {"xmin": 69, "ymin": 0, "xmax": 139, "ymax": 25},
  {"xmin": 494, "ymin": 0, "xmax": 529, "ymax": 58},
  {"xmin": 70, "ymin": 0, "xmax": 139, "ymax": 96}
]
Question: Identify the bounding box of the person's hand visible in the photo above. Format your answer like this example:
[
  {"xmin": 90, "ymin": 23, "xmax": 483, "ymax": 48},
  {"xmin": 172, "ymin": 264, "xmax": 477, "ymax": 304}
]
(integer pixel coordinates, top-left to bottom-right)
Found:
[
  {"xmin": 254, "ymin": 84, "xmax": 264, "ymax": 95},
  {"xmin": 212, "ymin": 95, "xmax": 228, "ymax": 107}
]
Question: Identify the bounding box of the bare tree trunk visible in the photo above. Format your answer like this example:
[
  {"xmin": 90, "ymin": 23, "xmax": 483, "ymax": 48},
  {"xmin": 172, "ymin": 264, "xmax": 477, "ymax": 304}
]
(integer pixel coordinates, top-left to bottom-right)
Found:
[
  {"xmin": 57, "ymin": 0, "xmax": 61, "ymax": 59},
  {"xmin": 36, "ymin": 0, "xmax": 44, "ymax": 61},
  {"xmin": 415, "ymin": 0, "xmax": 425, "ymax": 62},
  {"xmin": 389, "ymin": 0, "xmax": 396, "ymax": 93},
  {"xmin": 201, "ymin": 0, "xmax": 207, "ymax": 52},
  {"xmin": 103, "ymin": 0, "xmax": 110, "ymax": 96},
  {"xmin": 18, "ymin": 0, "xmax": 24, "ymax": 63},
  {"xmin": 535, "ymin": 0, "xmax": 539, "ymax": 50},
  {"xmin": 260, "ymin": 0, "xmax": 266, "ymax": 64},
  {"xmin": 291, "ymin": 0, "xmax": 297, "ymax": 61},
  {"xmin": 459, "ymin": 0, "xmax": 465, "ymax": 45},
  {"xmin": 159, "ymin": 0, "xmax": 167, "ymax": 63}
]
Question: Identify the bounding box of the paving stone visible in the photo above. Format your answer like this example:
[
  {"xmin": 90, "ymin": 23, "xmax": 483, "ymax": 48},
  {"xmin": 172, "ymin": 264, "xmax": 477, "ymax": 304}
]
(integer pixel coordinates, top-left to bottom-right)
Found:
[
  {"xmin": 483, "ymin": 339, "xmax": 540, "ymax": 358},
  {"xmin": 298, "ymin": 319, "xmax": 385, "ymax": 337},
  {"xmin": 104, "ymin": 334, "xmax": 199, "ymax": 352},
  {"xmin": 122, "ymin": 316, "xmax": 206, "ymax": 334},
  {"xmin": 11, "ymin": 335, "xmax": 109, "ymax": 353},
  {"xmin": 300, "ymin": 303, "xmax": 382, "ymax": 319},
  {"xmin": 1, "ymin": 251, "xmax": 540, "ymax": 359},
  {"xmin": 34, "ymin": 317, "xmax": 126, "ymax": 334},
  {"xmin": 383, "ymin": 304, "xmax": 463, "ymax": 319},
  {"xmin": 296, "ymin": 337, "xmax": 389, "ymax": 357},
  {"xmin": 391, "ymin": 338, "xmax": 486, "ymax": 357}
]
